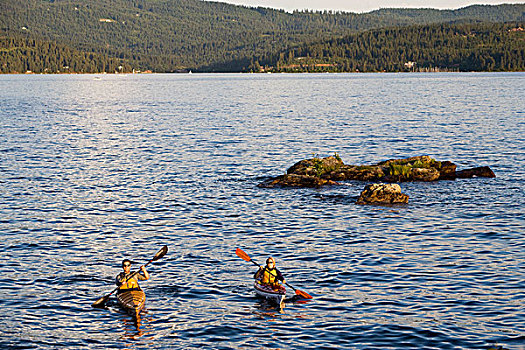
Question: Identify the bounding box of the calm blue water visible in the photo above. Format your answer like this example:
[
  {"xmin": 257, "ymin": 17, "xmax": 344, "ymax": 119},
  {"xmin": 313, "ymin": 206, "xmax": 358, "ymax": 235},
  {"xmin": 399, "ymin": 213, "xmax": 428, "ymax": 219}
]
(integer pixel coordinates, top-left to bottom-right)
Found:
[{"xmin": 0, "ymin": 73, "xmax": 523, "ymax": 349}]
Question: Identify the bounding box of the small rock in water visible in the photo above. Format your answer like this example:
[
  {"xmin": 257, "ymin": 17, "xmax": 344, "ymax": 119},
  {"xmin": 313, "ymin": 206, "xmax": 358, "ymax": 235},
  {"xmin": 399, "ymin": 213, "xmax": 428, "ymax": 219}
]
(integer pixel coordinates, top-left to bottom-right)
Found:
[
  {"xmin": 455, "ymin": 166, "xmax": 496, "ymax": 178},
  {"xmin": 356, "ymin": 183, "xmax": 409, "ymax": 204}
]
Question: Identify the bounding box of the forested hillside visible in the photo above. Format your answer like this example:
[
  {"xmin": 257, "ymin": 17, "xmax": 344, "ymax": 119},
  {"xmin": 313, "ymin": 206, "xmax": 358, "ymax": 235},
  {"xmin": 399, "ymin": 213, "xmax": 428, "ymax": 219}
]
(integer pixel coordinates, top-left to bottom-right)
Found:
[
  {"xmin": 0, "ymin": 36, "xmax": 134, "ymax": 73},
  {"xmin": 0, "ymin": 0, "xmax": 524, "ymax": 72},
  {"xmin": 267, "ymin": 22, "xmax": 525, "ymax": 72}
]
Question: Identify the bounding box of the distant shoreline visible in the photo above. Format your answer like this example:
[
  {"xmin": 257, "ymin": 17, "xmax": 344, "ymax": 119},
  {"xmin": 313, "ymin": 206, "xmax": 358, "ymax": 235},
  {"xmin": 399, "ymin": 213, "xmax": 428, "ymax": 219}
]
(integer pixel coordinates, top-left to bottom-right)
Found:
[{"xmin": 2, "ymin": 70, "xmax": 524, "ymax": 75}]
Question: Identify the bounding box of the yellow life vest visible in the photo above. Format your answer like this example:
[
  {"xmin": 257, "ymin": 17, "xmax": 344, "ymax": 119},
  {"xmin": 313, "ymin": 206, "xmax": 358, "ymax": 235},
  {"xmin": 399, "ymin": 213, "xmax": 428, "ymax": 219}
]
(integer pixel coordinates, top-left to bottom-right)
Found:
[
  {"xmin": 118, "ymin": 273, "xmax": 139, "ymax": 290},
  {"xmin": 261, "ymin": 267, "xmax": 279, "ymax": 285}
]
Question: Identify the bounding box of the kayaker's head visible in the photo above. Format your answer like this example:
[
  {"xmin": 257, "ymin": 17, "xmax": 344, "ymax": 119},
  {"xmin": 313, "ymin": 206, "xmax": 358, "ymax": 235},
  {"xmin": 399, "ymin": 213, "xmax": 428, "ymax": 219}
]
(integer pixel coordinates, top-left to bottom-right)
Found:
[
  {"xmin": 266, "ymin": 257, "xmax": 276, "ymax": 269},
  {"xmin": 122, "ymin": 259, "xmax": 132, "ymax": 273}
]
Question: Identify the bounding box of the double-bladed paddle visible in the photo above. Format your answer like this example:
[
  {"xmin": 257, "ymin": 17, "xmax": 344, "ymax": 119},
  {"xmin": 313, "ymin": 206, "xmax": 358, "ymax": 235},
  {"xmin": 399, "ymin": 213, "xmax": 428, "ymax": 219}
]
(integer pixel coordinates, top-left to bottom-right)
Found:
[
  {"xmin": 235, "ymin": 248, "xmax": 312, "ymax": 299},
  {"xmin": 92, "ymin": 245, "xmax": 168, "ymax": 308}
]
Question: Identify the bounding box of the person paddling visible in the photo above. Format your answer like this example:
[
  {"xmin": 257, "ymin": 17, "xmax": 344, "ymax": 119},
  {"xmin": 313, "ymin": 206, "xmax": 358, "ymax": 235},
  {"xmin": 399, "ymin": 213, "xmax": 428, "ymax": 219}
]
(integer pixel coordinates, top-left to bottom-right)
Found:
[
  {"xmin": 116, "ymin": 259, "xmax": 150, "ymax": 293},
  {"xmin": 254, "ymin": 257, "xmax": 286, "ymax": 290}
]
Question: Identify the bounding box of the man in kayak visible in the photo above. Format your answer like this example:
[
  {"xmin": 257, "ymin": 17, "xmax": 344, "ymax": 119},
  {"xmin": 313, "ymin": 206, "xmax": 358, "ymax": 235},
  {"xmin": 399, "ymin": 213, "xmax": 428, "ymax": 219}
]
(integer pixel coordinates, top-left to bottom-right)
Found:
[
  {"xmin": 116, "ymin": 259, "xmax": 150, "ymax": 293},
  {"xmin": 254, "ymin": 257, "xmax": 286, "ymax": 290}
]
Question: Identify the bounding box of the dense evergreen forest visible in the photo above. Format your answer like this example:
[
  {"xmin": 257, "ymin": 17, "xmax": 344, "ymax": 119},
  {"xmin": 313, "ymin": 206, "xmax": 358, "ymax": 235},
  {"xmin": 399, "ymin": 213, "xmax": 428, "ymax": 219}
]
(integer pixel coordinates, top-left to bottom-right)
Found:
[
  {"xmin": 0, "ymin": 36, "xmax": 134, "ymax": 73},
  {"xmin": 0, "ymin": 0, "xmax": 524, "ymax": 73},
  {"xmin": 267, "ymin": 22, "xmax": 525, "ymax": 72}
]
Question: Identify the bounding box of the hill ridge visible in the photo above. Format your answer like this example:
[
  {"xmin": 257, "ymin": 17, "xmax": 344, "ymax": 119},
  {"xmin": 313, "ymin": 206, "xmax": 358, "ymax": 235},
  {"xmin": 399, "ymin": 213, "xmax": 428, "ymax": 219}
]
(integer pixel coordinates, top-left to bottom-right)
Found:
[{"xmin": 1, "ymin": 1, "xmax": 524, "ymax": 72}]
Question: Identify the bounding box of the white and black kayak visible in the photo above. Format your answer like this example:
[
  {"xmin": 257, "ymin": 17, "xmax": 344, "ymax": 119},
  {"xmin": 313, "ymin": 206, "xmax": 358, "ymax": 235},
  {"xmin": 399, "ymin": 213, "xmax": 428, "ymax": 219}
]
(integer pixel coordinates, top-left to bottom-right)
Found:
[
  {"xmin": 254, "ymin": 281, "xmax": 286, "ymax": 305},
  {"xmin": 235, "ymin": 248, "xmax": 312, "ymax": 303}
]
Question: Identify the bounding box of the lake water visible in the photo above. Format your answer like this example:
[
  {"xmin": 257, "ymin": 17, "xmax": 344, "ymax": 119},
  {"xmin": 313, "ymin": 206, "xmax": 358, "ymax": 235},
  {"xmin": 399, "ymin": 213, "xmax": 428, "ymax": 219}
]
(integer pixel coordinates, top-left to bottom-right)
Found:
[{"xmin": 0, "ymin": 73, "xmax": 523, "ymax": 349}]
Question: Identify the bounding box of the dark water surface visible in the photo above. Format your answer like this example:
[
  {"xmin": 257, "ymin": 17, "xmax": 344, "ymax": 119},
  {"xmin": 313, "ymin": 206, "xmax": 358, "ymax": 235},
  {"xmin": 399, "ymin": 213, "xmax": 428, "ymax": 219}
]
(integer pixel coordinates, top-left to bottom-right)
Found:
[{"xmin": 0, "ymin": 73, "xmax": 523, "ymax": 349}]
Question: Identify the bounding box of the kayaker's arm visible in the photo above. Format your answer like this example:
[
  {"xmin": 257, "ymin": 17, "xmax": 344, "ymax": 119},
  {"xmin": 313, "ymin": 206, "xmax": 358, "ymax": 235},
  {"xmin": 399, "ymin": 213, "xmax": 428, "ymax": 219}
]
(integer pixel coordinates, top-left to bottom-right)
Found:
[
  {"xmin": 116, "ymin": 271, "xmax": 142, "ymax": 286},
  {"xmin": 140, "ymin": 265, "xmax": 150, "ymax": 280},
  {"xmin": 276, "ymin": 269, "xmax": 286, "ymax": 284},
  {"xmin": 115, "ymin": 273, "xmax": 127, "ymax": 286},
  {"xmin": 254, "ymin": 266, "xmax": 264, "ymax": 279}
]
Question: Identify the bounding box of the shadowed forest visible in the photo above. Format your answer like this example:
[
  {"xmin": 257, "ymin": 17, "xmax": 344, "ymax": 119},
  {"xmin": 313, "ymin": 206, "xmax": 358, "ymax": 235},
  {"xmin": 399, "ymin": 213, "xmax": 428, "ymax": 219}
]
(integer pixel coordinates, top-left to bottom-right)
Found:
[{"xmin": 1, "ymin": 0, "xmax": 524, "ymax": 73}]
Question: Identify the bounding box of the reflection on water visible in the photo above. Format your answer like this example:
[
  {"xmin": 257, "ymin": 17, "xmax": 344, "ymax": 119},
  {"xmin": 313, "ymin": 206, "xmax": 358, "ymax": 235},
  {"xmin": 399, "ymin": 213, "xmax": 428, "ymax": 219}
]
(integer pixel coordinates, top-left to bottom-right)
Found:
[
  {"xmin": 0, "ymin": 73, "xmax": 523, "ymax": 350},
  {"xmin": 254, "ymin": 298, "xmax": 285, "ymax": 313},
  {"xmin": 253, "ymin": 295, "xmax": 313, "ymax": 316},
  {"xmin": 119, "ymin": 310, "xmax": 154, "ymax": 342}
]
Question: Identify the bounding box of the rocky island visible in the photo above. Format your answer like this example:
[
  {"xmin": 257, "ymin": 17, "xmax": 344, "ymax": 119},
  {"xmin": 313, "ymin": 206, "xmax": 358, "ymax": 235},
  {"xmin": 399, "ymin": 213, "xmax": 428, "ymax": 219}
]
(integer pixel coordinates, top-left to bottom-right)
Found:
[
  {"xmin": 258, "ymin": 155, "xmax": 495, "ymax": 204},
  {"xmin": 259, "ymin": 155, "xmax": 495, "ymax": 188}
]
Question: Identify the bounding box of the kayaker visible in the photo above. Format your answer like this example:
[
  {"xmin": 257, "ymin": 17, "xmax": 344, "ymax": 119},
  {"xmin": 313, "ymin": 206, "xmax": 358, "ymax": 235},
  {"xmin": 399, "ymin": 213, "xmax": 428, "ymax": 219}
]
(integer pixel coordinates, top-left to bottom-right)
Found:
[
  {"xmin": 254, "ymin": 257, "xmax": 286, "ymax": 289},
  {"xmin": 116, "ymin": 259, "xmax": 150, "ymax": 293}
]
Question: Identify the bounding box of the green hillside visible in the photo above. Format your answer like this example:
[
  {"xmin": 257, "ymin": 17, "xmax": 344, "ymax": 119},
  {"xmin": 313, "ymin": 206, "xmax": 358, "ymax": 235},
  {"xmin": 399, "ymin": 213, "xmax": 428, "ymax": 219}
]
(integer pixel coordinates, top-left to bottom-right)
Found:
[
  {"xmin": 0, "ymin": 36, "xmax": 134, "ymax": 73},
  {"xmin": 268, "ymin": 22, "xmax": 525, "ymax": 72},
  {"xmin": 0, "ymin": 0, "xmax": 524, "ymax": 72}
]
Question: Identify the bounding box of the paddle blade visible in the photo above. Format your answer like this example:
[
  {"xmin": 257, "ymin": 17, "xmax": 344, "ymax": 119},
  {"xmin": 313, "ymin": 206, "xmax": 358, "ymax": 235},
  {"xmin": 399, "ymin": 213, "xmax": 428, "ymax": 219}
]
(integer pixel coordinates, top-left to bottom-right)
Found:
[
  {"xmin": 235, "ymin": 248, "xmax": 251, "ymax": 262},
  {"xmin": 295, "ymin": 289, "xmax": 313, "ymax": 299},
  {"xmin": 91, "ymin": 295, "xmax": 109, "ymax": 308},
  {"xmin": 152, "ymin": 245, "xmax": 168, "ymax": 261}
]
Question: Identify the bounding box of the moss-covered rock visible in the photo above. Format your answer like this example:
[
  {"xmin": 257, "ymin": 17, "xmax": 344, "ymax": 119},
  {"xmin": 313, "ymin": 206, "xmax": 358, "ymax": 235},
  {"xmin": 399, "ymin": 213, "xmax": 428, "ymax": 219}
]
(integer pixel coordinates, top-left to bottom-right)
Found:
[
  {"xmin": 286, "ymin": 155, "xmax": 344, "ymax": 177},
  {"xmin": 257, "ymin": 174, "xmax": 339, "ymax": 188},
  {"xmin": 259, "ymin": 154, "xmax": 494, "ymax": 188},
  {"xmin": 377, "ymin": 155, "xmax": 437, "ymax": 168},
  {"xmin": 383, "ymin": 166, "xmax": 440, "ymax": 182},
  {"xmin": 331, "ymin": 165, "xmax": 385, "ymax": 181},
  {"xmin": 437, "ymin": 161, "xmax": 457, "ymax": 180}
]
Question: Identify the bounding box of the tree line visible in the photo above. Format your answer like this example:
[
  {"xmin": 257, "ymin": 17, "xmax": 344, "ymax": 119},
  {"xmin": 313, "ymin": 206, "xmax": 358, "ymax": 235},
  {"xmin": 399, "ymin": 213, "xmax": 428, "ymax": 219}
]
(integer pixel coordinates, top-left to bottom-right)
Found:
[
  {"xmin": 263, "ymin": 22, "xmax": 525, "ymax": 73},
  {"xmin": 2, "ymin": 21, "xmax": 523, "ymax": 73},
  {"xmin": 0, "ymin": 0, "xmax": 524, "ymax": 73},
  {"xmin": 0, "ymin": 36, "xmax": 134, "ymax": 73}
]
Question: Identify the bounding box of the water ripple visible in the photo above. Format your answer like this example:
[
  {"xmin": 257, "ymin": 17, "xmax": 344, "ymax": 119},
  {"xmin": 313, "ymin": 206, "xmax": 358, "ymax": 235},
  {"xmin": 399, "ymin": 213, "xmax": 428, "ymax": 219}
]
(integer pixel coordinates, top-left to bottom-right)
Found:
[{"xmin": 0, "ymin": 73, "xmax": 523, "ymax": 349}]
